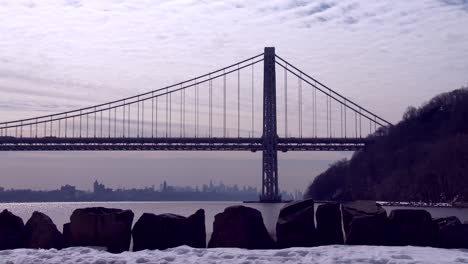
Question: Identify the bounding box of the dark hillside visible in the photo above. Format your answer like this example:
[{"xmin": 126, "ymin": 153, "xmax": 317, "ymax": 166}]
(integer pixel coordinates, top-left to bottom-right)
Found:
[{"xmin": 305, "ymin": 87, "xmax": 468, "ymax": 202}]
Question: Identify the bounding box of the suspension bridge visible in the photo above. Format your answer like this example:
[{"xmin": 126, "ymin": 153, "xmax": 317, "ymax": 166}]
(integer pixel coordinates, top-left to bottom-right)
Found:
[{"xmin": 0, "ymin": 47, "xmax": 391, "ymax": 202}]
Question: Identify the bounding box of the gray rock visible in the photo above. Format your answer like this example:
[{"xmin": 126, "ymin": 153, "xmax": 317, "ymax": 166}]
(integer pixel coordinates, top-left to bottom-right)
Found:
[
  {"xmin": 0, "ymin": 209, "xmax": 24, "ymax": 250},
  {"xmin": 132, "ymin": 209, "xmax": 206, "ymax": 251},
  {"xmin": 435, "ymin": 216, "xmax": 468, "ymax": 248},
  {"xmin": 208, "ymin": 205, "xmax": 275, "ymax": 249},
  {"xmin": 316, "ymin": 203, "xmax": 344, "ymax": 245},
  {"xmin": 67, "ymin": 207, "xmax": 134, "ymax": 253},
  {"xmin": 276, "ymin": 199, "xmax": 317, "ymax": 248},
  {"xmin": 388, "ymin": 209, "xmax": 435, "ymax": 246},
  {"xmin": 341, "ymin": 201, "xmax": 388, "ymax": 245},
  {"xmin": 23, "ymin": 211, "xmax": 63, "ymax": 249}
]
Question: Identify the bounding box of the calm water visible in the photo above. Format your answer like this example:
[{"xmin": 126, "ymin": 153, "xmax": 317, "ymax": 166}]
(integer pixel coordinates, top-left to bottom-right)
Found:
[{"xmin": 1, "ymin": 201, "xmax": 468, "ymax": 240}]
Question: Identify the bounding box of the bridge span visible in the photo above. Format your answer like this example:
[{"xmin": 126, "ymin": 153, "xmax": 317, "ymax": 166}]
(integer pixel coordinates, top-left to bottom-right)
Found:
[{"xmin": 0, "ymin": 47, "xmax": 391, "ymax": 202}]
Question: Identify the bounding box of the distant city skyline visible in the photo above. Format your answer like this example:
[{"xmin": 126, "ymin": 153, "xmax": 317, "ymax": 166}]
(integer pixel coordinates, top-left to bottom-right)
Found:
[{"xmin": 0, "ymin": 0, "xmax": 467, "ymax": 193}]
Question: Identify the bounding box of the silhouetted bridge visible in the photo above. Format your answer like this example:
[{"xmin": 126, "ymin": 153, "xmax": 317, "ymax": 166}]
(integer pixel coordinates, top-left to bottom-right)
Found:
[{"xmin": 0, "ymin": 47, "xmax": 391, "ymax": 202}]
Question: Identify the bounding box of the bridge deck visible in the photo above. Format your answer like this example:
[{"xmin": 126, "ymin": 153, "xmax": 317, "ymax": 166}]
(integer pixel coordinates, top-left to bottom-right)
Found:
[{"xmin": 0, "ymin": 137, "xmax": 370, "ymax": 151}]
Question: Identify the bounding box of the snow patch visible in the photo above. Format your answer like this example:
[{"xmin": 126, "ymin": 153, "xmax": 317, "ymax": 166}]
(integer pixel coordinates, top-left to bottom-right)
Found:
[{"xmin": 0, "ymin": 245, "xmax": 467, "ymax": 264}]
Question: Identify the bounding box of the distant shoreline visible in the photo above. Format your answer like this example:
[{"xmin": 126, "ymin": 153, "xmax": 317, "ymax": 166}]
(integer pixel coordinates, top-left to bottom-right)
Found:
[{"xmin": 315, "ymin": 200, "xmax": 467, "ymax": 209}]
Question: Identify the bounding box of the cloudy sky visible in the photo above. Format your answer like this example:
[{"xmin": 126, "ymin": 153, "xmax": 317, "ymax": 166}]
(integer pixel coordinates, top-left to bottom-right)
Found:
[{"xmin": 0, "ymin": 0, "xmax": 467, "ymax": 192}]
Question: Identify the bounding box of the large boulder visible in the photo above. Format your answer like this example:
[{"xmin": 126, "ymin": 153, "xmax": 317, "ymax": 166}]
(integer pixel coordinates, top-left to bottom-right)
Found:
[
  {"xmin": 435, "ymin": 216, "xmax": 468, "ymax": 248},
  {"xmin": 276, "ymin": 199, "xmax": 317, "ymax": 248},
  {"xmin": 132, "ymin": 209, "xmax": 206, "ymax": 251},
  {"xmin": 341, "ymin": 201, "xmax": 388, "ymax": 245},
  {"xmin": 208, "ymin": 205, "xmax": 275, "ymax": 249},
  {"xmin": 387, "ymin": 209, "xmax": 436, "ymax": 246},
  {"xmin": 316, "ymin": 203, "xmax": 344, "ymax": 245},
  {"xmin": 0, "ymin": 209, "xmax": 24, "ymax": 250},
  {"xmin": 66, "ymin": 207, "xmax": 134, "ymax": 253},
  {"xmin": 23, "ymin": 211, "xmax": 63, "ymax": 249}
]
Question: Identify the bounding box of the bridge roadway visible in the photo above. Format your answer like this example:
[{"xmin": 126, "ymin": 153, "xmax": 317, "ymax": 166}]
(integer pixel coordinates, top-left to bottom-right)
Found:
[{"xmin": 0, "ymin": 137, "xmax": 370, "ymax": 151}]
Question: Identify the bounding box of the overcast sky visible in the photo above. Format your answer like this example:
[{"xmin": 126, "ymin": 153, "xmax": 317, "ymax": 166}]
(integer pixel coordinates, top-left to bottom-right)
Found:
[{"xmin": 0, "ymin": 0, "xmax": 467, "ymax": 192}]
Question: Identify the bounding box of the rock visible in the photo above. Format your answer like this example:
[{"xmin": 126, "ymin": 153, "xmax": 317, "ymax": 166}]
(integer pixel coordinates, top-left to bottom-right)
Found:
[
  {"xmin": 208, "ymin": 205, "xmax": 275, "ymax": 249},
  {"xmin": 435, "ymin": 216, "xmax": 468, "ymax": 248},
  {"xmin": 387, "ymin": 209, "xmax": 435, "ymax": 246},
  {"xmin": 63, "ymin": 223, "xmax": 71, "ymax": 248},
  {"xmin": 341, "ymin": 201, "xmax": 388, "ymax": 245},
  {"xmin": 434, "ymin": 216, "xmax": 461, "ymax": 228},
  {"xmin": 316, "ymin": 203, "xmax": 344, "ymax": 245},
  {"xmin": 68, "ymin": 207, "xmax": 134, "ymax": 253},
  {"xmin": 276, "ymin": 199, "xmax": 317, "ymax": 248},
  {"xmin": 132, "ymin": 209, "xmax": 206, "ymax": 251},
  {"xmin": 186, "ymin": 209, "xmax": 206, "ymax": 248},
  {"xmin": 0, "ymin": 209, "xmax": 24, "ymax": 250},
  {"xmin": 23, "ymin": 211, "xmax": 63, "ymax": 249}
]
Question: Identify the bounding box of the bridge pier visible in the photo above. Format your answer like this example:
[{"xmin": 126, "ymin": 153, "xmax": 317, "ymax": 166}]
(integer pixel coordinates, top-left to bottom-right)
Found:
[{"xmin": 260, "ymin": 47, "xmax": 281, "ymax": 202}]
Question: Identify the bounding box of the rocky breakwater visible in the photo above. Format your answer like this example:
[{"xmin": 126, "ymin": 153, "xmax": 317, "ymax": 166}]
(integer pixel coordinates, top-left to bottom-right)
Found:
[{"xmin": 1, "ymin": 201, "xmax": 468, "ymax": 252}]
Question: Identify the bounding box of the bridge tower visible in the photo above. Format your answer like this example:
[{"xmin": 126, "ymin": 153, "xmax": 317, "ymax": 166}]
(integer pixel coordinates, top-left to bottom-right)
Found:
[{"xmin": 260, "ymin": 47, "xmax": 281, "ymax": 202}]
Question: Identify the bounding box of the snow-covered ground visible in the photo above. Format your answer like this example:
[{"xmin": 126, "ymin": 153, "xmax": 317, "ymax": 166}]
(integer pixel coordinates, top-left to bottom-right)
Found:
[{"xmin": 0, "ymin": 245, "xmax": 467, "ymax": 264}]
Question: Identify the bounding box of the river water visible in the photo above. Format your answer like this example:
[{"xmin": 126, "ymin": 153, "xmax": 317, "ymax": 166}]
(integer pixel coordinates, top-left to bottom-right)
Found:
[{"xmin": 1, "ymin": 201, "xmax": 468, "ymax": 240}]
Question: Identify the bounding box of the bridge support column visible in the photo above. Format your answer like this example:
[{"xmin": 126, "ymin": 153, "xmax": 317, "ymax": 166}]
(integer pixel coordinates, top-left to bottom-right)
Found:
[{"xmin": 260, "ymin": 47, "xmax": 281, "ymax": 203}]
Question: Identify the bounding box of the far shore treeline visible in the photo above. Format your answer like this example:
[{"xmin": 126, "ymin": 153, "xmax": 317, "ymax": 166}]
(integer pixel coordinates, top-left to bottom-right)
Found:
[{"xmin": 306, "ymin": 87, "xmax": 468, "ymax": 203}]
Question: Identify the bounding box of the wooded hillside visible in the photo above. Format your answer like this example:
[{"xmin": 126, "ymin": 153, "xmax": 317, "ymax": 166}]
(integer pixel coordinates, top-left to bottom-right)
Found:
[{"xmin": 305, "ymin": 87, "xmax": 468, "ymax": 202}]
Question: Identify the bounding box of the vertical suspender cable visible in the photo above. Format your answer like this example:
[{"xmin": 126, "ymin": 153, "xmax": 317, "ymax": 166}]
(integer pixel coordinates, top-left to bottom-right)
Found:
[
  {"xmin": 142, "ymin": 100, "xmax": 145, "ymax": 137},
  {"xmin": 209, "ymin": 77, "xmax": 212, "ymax": 137},
  {"xmin": 326, "ymin": 90, "xmax": 329, "ymax": 137},
  {"xmin": 165, "ymin": 88, "xmax": 168, "ymax": 138},
  {"xmin": 314, "ymin": 85, "xmax": 317, "ymax": 137},
  {"xmin": 114, "ymin": 107, "xmax": 116, "ymax": 138},
  {"xmin": 284, "ymin": 64, "xmax": 288, "ymax": 138},
  {"xmin": 123, "ymin": 101, "xmax": 126, "ymax": 138},
  {"xmin": 152, "ymin": 93, "xmax": 154, "ymax": 138},
  {"xmin": 155, "ymin": 97, "xmax": 158, "ymax": 137},
  {"xmin": 359, "ymin": 108, "xmax": 362, "ymax": 138},
  {"xmin": 99, "ymin": 110, "xmax": 103, "ymax": 137},
  {"xmin": 238, "ymin": 65, "xmax": 240, "ymax": 138},
  {"xmin": 194, "ymin": 79, "xmax": 198, "ymax": 137},
  {"xmin": 108, "ymin": 107, "xmax": 111, "ymax": 138},
  {"xmin": 344, "ymin": 101, "xmax": 347, "ymax": 138},
  {"xmin": 100, "ymin": 110, "xmax": 103, "ymax": 137},
  {"xmin": 251, "ymin": 61, "xmax": 254, "ymax": 137},
  {"xmin": 169, "ymin": 90, "xmax": 172, "ymax": 137},
  {"xmin": 128, "ymin": 104, "xmax": 130, "ymax": 137},
  {"xmin": 183, "ymin": 86, "xmax": 185, "ymax": 137},
  {"xmin": 355, "ymin": 111, "xmax": 358, "ymax": 138},
  {"xmin": 298, "ymin": 73, "xmax": 302, "ymax": 138},
  {"xmin": 180, "ymin": 85, "xmax": 183, "ymax": 138},
  {"xmin": 80, "ymin": 111, "xmax": 82, "ymax": 138},
  {"xmin": 329, "ymin": 92, "xmax": 332, "ymax": 138},
  {"xmin": 223, "ymin": 71, "xmax": 226, "ymax": 138},
  {"xmin": 137, "ymin": 96, "xmax": 140, "ymax": 137},
  {"xmin": 94, "ymin": 108, "xmax": 97, "ymax": 138},
  {"xmin": 340, "ymin": 104, "xmax": 343, "ymax": 137}
]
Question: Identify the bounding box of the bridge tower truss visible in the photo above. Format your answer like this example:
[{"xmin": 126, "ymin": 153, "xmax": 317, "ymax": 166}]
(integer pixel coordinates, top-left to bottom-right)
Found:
[{"xmin": 261, "ymin": 47, "xmax": 281, "ymax": 202}]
